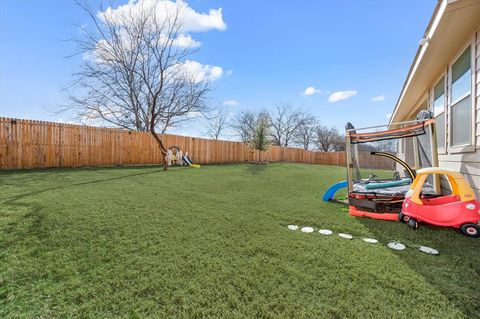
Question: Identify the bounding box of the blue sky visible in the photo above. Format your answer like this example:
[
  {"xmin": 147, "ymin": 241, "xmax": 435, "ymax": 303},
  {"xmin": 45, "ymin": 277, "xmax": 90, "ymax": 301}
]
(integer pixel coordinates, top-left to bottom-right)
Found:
[{"xmin": 0, "ymin": 0, "xmax": 436, "ymax": 138}]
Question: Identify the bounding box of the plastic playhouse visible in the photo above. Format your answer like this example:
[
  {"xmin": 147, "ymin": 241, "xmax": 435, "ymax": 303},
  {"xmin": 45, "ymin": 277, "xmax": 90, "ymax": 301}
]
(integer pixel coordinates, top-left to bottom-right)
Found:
[{"xmin": 400, "ymin": 167, "xmax": 480, "ymax": 237}]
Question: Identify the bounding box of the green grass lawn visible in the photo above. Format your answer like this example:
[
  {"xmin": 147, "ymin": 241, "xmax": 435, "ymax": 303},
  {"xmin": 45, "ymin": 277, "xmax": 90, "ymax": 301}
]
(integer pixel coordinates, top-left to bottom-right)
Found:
[{"xmin": 1, "ymin": 163, "xmax": 479, "ymax": 318}]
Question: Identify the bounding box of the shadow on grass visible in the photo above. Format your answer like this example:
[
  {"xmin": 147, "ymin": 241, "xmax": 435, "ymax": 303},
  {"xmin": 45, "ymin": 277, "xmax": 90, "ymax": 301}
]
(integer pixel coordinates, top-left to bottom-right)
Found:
[
  {"xmin": 1, "ymin": 168, "xmax": 166, "ymax": 204},
  {"xmin": 356, "ymin": 216, "xmax": 480, "ymax": 318},
  {"xmin": 0, "ymin": 167, "xmax": 171, "ymax": 257},
  {"xmin": 245, "ymin": 163, "xmax": 268, "ymax": 176},
  {"xmin": 0, "ymin": 164, "xmax": 164, "ymax": 176},
  {"xmin": 0, "ymin": 202, "xmax": 46, "ymax": 252}
]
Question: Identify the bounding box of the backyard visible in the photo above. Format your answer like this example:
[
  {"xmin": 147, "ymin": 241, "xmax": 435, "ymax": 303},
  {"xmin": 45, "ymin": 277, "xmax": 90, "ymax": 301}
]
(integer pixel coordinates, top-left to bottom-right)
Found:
[{"xmin": 1, "ymin": 163, "xmax": 479, "ymax": 318}]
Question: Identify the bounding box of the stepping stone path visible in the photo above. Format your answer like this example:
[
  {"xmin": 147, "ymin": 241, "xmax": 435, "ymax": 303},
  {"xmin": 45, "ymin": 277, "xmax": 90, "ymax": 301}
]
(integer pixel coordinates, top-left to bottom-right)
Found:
[
  {"xmin": 285, "ymin": 225, "xmax": 439, "ymax": 255},
  {"xmin": 418, "ymin": 246, "xmax": 439, "ymax": 255},
  {"xmin": 318, "ymin": 229, "xmax": 333, "ymax": 235},
  {"xmin": 387, "ymin": 242, "xmax": 406, "ymax": 251},
  {"xmin": 338, "ymin": 233, "xmax": 353, "ymax": 239},
  {"xmin": 301, "ymin": 227, "xmax": 314, "ymax": 233}
]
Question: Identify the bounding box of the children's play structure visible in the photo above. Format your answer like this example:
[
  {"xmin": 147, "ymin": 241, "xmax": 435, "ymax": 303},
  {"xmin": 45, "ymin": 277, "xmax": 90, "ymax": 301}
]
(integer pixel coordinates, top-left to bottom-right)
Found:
[
  {"xmin": 400, "ymin": 168, "xmax": 480, "ymax": 237},
  {"xmin": 322, "ymin": 110, "xmax": 480, "ymax": 237},
  {"xmin": 343, "ymin": 110, "xmax": 439, "ymax": 221},
  {"xmin": 166, "ymin": 145, "xmax": 200, "ymax": 168}
]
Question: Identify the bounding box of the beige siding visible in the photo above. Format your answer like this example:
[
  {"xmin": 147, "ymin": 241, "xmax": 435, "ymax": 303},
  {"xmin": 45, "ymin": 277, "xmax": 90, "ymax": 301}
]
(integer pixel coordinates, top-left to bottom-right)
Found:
[
  {"xmin": 440, "ymin": 176, "xmax": 452, "ymax": 195},
  {"xmin": 405, "ymin": 30, "xmax": 480, "ymax": 197},
  {"xmin": 438, "ymin": 158, "xmax": 480, "ymax": 193},
  {"xmin": 476, "ymin": 30, "xmax": 480, "ymax": 147},
  {"xmin": 438, "ymin": 30, "xmax": 480, "ymax": 197}
]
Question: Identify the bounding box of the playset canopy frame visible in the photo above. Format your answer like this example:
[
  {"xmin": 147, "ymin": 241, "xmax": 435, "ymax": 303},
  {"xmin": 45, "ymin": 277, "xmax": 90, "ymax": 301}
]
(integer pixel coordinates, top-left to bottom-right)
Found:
[{"xmin": 344, "ymin": 111, "xmax": 440, "ymax": 218}]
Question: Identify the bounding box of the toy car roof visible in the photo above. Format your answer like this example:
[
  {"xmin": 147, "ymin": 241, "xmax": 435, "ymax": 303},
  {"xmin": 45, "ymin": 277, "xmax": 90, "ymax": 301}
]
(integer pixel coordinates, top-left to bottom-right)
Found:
[
  {"xmin": 416, "ymin": 167, "xmax": 464, "ymax": 179},
  {"xmin": 413, "ymin": 167, "xmax": 476, "ymax": 202}
]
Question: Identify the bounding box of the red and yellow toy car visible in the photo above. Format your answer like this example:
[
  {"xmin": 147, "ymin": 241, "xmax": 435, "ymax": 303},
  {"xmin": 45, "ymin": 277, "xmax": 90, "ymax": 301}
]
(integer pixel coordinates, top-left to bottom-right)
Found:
[{"xmin": 399, "ymin": 168, "xmax": 480, "ymax": 237}]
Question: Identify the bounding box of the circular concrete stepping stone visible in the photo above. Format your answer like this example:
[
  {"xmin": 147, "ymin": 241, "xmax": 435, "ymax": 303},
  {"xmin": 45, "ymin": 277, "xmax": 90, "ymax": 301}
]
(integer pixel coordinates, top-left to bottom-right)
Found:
[
  {"xmin": 387, "ymin": 242, "xmax": 406, "ymax": 251},
  {"xmin": 318, "ymin": 229, "xmax": 333, "ymax": 235},
  {"xmin": 301, "ymin": 227, "xmax": 314, "ymax": 233},
  {"xmin": 338, "ymin": 233, "xmax": 353, "ymax": 239},
  {"xmin": 287, "ymin": 225, "xmax": 299, "ymax": 231},
  {"xmin": 363, "ymin": 238, "xmax": 378, "ymax": 244},
  {"xmin": 418, "ymin": 246, "xmax": 439, "ymax": 255}
]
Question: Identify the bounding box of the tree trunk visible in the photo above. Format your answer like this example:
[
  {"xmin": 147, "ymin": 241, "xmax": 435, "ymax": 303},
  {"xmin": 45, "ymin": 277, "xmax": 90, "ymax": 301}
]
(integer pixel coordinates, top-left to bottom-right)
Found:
[
  {"xmin": 150, "ymin": 130, "xmax": 169, "ymax": 171},
  {"xmin": 162, "ymin": 153, "xmax": 168, "ymax": 171}
]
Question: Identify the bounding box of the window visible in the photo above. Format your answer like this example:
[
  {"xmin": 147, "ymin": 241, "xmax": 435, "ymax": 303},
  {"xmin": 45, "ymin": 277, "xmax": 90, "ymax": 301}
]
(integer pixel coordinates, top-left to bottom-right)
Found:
[
  {"xmin": 433, "ymin": 77, "xmax": 445, "ymax": 149},
  {"xmin": 450, "ymin": 47, "xmax": 472, "ymax": 147}
]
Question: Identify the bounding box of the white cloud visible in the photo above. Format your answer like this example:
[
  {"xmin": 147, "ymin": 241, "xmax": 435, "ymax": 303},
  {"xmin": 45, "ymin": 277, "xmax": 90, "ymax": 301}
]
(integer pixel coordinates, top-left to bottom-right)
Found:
[
  {"xmin": 186, "ymin": 111, "xmax": 203, "ymax": 119},
  {"xmin": 99, "ymin": 0, "xmax": 226, "ymax": 33},
  {"xmin": 328, "ymin": 90, "xmax": 357, "ymax": 103},
  {"xmin": 172, "ymin": 34, "xmax": 201, "ymax": 48},
  {"xmin": 386, "ymin": 113, "xmax": 392, "ymax": 119},
  {"xmin": 178, "ymin": 2, "xmax": 226, "ymax": 32},
  {"xmin": 97, "ymin": 0, "xmax": 226, "ymax": 49},
  {"xmin": 302, "ymin": 86, "xmax": 321, "ymax": 96},
  {"xmin": 86, "ymin": 46, "xmax": 223, "ymax": 84},
  {"xmin": 85, "ymin": 1, "xmax": 226, "ymax": 85},
  {"xmin": 180, "ymin": 60, "xmax": 223, "ymax": 82},
  {"xmin": 222, "ymin": 99, "xmax": 239, "ymax": 106},
  {"xmin": 372, "ymin": 95, "xmax": 386, "ymax": 102}
]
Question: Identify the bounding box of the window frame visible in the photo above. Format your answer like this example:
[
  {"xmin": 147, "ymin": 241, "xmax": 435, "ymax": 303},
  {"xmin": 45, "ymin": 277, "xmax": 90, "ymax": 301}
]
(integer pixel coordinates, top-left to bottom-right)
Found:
[
  {"xmin": 447, "ymin": 39, "xmax": 476, "ymax": 154},
  {"xmin": 430, "ymin": 72, "xmax": 447, "ymax": 154}
]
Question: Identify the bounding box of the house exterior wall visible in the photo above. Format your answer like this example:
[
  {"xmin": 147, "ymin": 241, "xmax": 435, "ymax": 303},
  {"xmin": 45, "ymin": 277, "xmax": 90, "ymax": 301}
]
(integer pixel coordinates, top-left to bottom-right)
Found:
[
  {"xmin": 400, "ymin": 29, "xmax": 480, "ymax": 197},
  {"xmin": 396, "ymin": 138, "xmax": 415, "ymax": 179},
  {"xmin": 436, "ymin": 29, "xmax": 480, "ymax": 196},
  {"xmin": 476, "ymin": 29, "xmax": 480, "ymax": 149}
]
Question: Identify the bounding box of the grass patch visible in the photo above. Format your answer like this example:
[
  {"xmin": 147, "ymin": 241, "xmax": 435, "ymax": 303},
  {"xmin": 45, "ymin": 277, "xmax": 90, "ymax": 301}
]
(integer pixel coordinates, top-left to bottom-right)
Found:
[{"xmin": 0, "ymin": 163, "xmax": 479, "ymax": 318}]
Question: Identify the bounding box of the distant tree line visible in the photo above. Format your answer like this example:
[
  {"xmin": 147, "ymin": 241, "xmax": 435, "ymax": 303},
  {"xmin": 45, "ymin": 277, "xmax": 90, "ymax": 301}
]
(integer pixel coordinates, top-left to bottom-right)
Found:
[
  {"xmin": 206, "ymin": 104, "xmax": 346, "ymax": 152},
  {"xmin": 66, "ymin": 1, "xmax": 365, "ymax": 169}
]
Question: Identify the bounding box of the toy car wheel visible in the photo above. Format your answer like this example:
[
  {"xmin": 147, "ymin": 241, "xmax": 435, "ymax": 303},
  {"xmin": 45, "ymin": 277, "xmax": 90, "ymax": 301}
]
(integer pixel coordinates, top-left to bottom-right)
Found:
[
  {"xmin": 398, "ymin": 212, "xmax": 410, "ymax": 223},
  {"xmin": 408, "ymin": 218, "xmax": 418, "ymax": 230},
  {"xmin": 460, "ymin": 224, "xmax": 480, "ymax": 238}
]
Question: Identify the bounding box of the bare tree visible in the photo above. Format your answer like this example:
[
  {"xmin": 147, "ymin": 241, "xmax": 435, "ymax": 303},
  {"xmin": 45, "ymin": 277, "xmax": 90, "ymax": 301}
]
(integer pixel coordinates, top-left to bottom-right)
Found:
[
  {"xmin": 294, "ymin": 116, "xmax": 318, "ymax": 150},
  {"xmin": 331, "ymin": 134, "xmax": 346, "ymax": 151},
  {"xmin": 67, "ymin": 1, "xmax": 211, "ymax": 170},
  {"xmin": 267, "ymin": 104, "xmax": 309, "ymax": 147},
  {"xmin": 232, "ymin": 110, "xmax": 271, "ymax": 158},
  {"xmin": 232, "ymin": 111, "xmax": 257, "ymax": 143},
  {"xmin": 375, "ymin": 139, "xmax": 396, "ymax": 152},
  {"xmin": 315, "ymin": 125, "xmax": 342, "ymax": 152},
  {"xmin": 206, "ymin": 108, "xmax": 229, "ymax": 140}
]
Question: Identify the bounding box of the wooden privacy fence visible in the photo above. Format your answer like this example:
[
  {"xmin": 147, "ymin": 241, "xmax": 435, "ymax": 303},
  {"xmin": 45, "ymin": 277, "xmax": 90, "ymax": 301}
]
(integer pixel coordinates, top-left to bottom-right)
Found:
[{"xmin": 0, "ymin": 117, "xmax": 390, "ymax": 170}]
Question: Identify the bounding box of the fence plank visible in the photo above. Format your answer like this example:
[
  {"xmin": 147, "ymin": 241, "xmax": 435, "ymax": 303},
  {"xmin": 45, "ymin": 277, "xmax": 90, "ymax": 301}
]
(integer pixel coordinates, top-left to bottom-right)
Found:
[{"xmin": 0, "ymin": 117, "xmax": 392, "ymax": 170}]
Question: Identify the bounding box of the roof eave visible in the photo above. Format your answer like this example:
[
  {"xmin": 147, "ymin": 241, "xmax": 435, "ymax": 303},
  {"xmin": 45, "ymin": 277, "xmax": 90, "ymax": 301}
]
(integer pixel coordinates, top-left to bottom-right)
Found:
[{"xmin": 389, "ymin": 0, "xmax": 446, "ymax": 124}]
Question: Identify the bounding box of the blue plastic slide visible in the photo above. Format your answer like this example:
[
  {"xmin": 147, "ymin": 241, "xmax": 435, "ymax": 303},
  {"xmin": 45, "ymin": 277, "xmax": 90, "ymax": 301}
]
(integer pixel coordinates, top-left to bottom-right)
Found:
[{"xmin": 322, "ymin": 180, "xmax": 348, "ymax": 202}]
